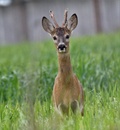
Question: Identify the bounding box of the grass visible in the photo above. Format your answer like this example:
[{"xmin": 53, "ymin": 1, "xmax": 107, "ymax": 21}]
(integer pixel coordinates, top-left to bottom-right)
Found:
[{"xmin": 0, "ymin": 32, "xmax": 120, "ymax": 130}]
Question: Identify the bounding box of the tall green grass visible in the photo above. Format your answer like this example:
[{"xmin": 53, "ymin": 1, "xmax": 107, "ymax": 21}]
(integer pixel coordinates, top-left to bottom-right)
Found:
[{"xmin": 0, "ymin": 33, "xmax": 120, "ymax": 130}]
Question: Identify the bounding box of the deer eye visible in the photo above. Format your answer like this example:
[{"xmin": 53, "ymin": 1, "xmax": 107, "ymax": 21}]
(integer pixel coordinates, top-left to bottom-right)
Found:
[
  {"xmin": 53, "ymin": 36, "xmax": 57, "ymax": 40},
  {"xmin": 66, "ymin": 35, "xmax": 69, "ymax": 39}
]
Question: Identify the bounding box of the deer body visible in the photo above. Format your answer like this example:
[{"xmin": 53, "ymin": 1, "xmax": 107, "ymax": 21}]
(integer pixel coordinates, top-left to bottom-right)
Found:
[
  {"xmin": 53, "ymin": 52, "xmax": 84, "ymax": 115},
  {"xmin": 42, "ymin": 10, "xmax": 84, "ymax": 115}
]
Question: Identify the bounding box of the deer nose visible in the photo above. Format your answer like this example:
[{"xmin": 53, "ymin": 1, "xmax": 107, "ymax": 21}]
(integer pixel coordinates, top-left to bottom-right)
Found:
[{"xmin": 58, "ymin": 44, "xmax": 66, "ymax": 50}]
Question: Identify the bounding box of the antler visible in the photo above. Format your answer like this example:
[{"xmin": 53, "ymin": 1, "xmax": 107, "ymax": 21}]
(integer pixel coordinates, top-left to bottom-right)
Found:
[
  {"xmin": 49, "ymin": 10, "xmax": 59, "ymax": 28},
  {"xmin": 62, "ymin": 9, "xmax": 68, "ymax": 27}
]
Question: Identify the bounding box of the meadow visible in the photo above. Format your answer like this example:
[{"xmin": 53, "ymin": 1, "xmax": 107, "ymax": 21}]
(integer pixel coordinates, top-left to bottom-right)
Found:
[{"xmin": 0, "ymin": 32, "xmax": 120, "ymax": 130}]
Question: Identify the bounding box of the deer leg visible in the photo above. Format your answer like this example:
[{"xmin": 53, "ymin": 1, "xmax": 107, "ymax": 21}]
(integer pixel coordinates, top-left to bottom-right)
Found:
[
  {"xmin": 80, "ymin": 103, "xmax": 84, "ymax": 116},
  {"xmin": 71, "ymin": 100, "xmax": 79, "ymax": 114},
  {"xmin": 71, "ymin": 100, "xmax": 84, "ymax": 116},
  {"xmin": 58, "ymin": 103, "xmax": 69, "ymax": 115}
]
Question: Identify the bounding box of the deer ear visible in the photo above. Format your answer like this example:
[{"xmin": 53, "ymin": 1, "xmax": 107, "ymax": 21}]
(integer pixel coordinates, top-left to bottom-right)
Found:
[
  {"xmin": 42, "ymin": 17, "xmax": 55, "ymax": 34},
  {"xmin": 67, "ymin": 14, "xmax": 78, "ymax": 31}
]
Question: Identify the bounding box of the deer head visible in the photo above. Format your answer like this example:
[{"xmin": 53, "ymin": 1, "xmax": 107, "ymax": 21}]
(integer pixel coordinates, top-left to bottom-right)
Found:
[{"xmin": 42, "ymin": 10, "xmax": 78, "ymax": 54}]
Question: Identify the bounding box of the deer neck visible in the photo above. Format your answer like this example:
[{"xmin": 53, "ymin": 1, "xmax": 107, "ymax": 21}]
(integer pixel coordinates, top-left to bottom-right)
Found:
[{"xmin": 57, "ymin": 52, "xmax": 73, "ymax": 79}]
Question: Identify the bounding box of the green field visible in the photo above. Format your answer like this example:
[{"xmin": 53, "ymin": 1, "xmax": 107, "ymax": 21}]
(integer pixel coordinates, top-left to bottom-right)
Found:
[{"xmin": 0, "ymin": 33, "xmax": 120, "ymax": 130}]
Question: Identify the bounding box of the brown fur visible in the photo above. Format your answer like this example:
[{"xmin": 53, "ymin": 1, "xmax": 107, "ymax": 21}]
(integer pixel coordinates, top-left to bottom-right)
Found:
[
  {"xmin": 42, "ymin": 11, "xmax": 84, "ymax": 116},
  {"xmin": 52, "ymin": 52, "xmax": 84, "ymax": 115}
]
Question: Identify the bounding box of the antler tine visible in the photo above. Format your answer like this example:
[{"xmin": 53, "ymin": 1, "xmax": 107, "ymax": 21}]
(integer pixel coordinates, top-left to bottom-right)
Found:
[
  {"xmin": 49, "ymin": 10, "xmax": 59, "ymax": 28},
  {"xmin": 62, "ymin": 9, "xmax": 68, "ymax": 27}
]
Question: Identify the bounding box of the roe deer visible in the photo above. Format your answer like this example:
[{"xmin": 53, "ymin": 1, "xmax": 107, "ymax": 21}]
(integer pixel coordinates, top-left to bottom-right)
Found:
[{"xmin": 42, "ymin": 10, "xmax": 84, "ymax": 116}]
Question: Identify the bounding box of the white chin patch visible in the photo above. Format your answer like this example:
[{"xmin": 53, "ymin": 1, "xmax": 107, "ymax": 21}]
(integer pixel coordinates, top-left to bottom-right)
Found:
[{"xmin": 58, "ymin": 48, "xmax": 66, "ymax": 53}]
